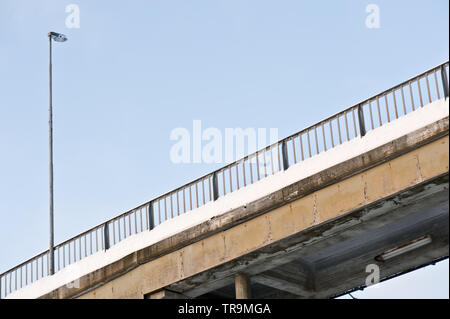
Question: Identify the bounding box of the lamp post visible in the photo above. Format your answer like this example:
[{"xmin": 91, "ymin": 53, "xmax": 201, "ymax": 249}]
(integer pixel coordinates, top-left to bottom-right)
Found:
[{"xmin": 48, "ymin": 31, "xmax": 67, "ymax": 275}]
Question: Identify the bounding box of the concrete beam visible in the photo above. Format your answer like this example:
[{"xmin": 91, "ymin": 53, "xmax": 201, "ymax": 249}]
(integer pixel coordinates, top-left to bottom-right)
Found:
[
  {"xmin": 251, "ymin": 258, "xmax": 316, "ymax": 298},
  {"xmin": 252, "ymin": 271, "xmax": 310, "ymax": 298}
]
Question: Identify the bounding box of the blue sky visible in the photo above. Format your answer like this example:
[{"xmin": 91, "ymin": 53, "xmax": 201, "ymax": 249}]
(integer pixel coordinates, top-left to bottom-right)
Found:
[{"xmin": 0, "ymin": 0, "xmax": 448, "ymax": 298}]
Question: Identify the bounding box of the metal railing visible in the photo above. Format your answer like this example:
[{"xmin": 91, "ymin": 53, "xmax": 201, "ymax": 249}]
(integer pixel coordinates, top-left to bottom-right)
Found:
[{"xmin": 1, "ymin": 61, "xmax": 448, "ymax": 298}]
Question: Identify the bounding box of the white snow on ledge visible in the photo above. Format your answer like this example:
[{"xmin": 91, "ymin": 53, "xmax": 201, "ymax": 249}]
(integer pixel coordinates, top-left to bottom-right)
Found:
[{"xmin": 6, "ymin": 98, "xmax": 449, "ymax": 299}]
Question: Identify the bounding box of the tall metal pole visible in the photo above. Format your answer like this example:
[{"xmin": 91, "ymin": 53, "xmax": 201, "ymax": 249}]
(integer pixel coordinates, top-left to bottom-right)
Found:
[{"xmin": 49, "ymin": 35, "xmax": 55, "ymax": 276}]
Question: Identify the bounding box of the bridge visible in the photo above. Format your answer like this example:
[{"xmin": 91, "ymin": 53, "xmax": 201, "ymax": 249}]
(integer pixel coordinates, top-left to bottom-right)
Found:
[{"xmin": 1, "ymin": 62, "xmax": 449, "ymax": 299}]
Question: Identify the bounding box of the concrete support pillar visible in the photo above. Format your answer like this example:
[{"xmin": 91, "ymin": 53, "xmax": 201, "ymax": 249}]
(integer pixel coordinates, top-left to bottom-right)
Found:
[{"xmin": 235, "ymin": 273, "xmax": 251, "ymax": 299}]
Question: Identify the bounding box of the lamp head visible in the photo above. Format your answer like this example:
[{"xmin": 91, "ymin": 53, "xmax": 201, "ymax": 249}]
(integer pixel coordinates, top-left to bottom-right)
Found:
[{"xmin": 48, "ymin": 32, "xmax": 68, "ymax": 42}]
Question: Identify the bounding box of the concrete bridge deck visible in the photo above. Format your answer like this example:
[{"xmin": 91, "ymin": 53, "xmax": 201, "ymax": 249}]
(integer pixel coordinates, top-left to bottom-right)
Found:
[{"xmin": 2, "ymin": 62, "xmax": 449, "ymax": 299}]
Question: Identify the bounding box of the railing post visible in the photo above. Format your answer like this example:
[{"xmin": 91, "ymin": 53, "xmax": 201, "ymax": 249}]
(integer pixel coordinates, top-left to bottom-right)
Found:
[
  {"xmin": 103, "ymin": 223, "xmax": 110, "ymax": 250},
  {"xmin": 357, "ymin": 105, "xmax": 366, "ymax": 137},
  {"xmin": 282, "ymin": 141, "xmax": 289, "ymax": 170},
  {"xmin": 212, "ymin": 172, "xmax": 219, "ymax": 201},
  {"xmin": 441, "ymin": 65, "xmax": 449, "ymax": 99},
  {"xmin": 148, "ymin": 202, "xmax": 155, "ymax": 230}
]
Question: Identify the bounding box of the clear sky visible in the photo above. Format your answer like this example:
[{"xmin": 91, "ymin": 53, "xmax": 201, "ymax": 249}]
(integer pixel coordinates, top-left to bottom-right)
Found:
[{"xmin": 0, "ymin": 0, "xmax": 448, "ymax": 298}]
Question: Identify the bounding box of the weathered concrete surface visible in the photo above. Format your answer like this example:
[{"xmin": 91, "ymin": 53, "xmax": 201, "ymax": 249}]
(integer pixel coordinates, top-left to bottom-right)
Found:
[{"xmin": 39, "ymin": 117, "xmax": 449, "ymax": 299}]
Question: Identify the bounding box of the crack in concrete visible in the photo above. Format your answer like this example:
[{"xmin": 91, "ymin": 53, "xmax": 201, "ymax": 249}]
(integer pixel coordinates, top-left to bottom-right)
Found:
[
  {"xmin": 313, "ymin": 194, "xmax": 320, "ymax": 225},
  {"xmin": 415, "ymin": 154, "xmax": 424, "ymax": 183}
]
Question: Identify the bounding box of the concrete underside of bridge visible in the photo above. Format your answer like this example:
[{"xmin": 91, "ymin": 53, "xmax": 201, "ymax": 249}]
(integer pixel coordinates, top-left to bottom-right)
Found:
[{"xmin": 40, "ymin": 116, "xmax": 449, "ymax": 299}]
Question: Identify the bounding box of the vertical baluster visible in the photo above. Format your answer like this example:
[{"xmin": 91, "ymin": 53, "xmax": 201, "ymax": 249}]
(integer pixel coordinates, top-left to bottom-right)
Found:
[
  {"xmin": 376, "ymin": 97, "xmax": 382, "ymax": 126},
  {"xmin": 242, "ymin": 160, "xmax": 247, "ymax": 186},
  {"xmin": 127, "ymin": 213, "xmax": 130, "ymax": 237},
  {"xmin": 202, "ymin": 179, "xmax": 206, "ymax": 204},
  {"xmin": 195, "ymin": 183, "xmax": 199, "ymax": 208},
  {"xmin": 409, "ymin": 81, "xmax": 415, "ymax": 111},
  {"xmin": 352, "ymin": 108, "xmax": 358, "ymax": 137},
  {"xmin": 177, "ymin": 191, "xmax": 180, "ymax": 215},
  {"xmin": 368, "ymin": 101, "xmax": 374, "ymax": 130},
  {"xmin": 417, "ymin": 77, "xmax": 424, "ymax": 107},
  {"xmin": 235, "ymin": 165, "xmax": 240, "ymax": 189},
  {"xmin": 291, "ymin": 138, "xmax": 297, "ymax": 164},
  {"xmin": 140, "ymin": 208, "xmax": 143, "ymax": 232},
  {"xmin": 170, "ymin": 194, "xmax": 174, "ymax": 218},
  {"xmin": 101, "ymin": 226, "xmax": 104, "ymax": 250},
  {"xmin": 122, "ymin": 216, "xmax": 127, "ymax": 239},
  {"xmin": 189, "ymin": 186, "xmax": 193, "ymax": 211},
  {"xmin": 434, "ymin": 69, "xmax": 441, "ymax": 100},
  {"xmin": 299, "ymin": 134, "xmax": 305, "ymax": 160},
  {"xmin": 95, "ymin": 229, "xmax": 98, "ymax": 252},
  {"xmin": 118, "ymin": 217, "xmax": 122, "ymax": 242},
  {"xmin": 441, "ymin": 64, "xmax": 449, "ymax": 98},
  {"xmin": 344, "ymin": 112, "xmax": 350, "ymax": 141},
  {"xmin": 222, "ymin": 170, "xmax": 227, "ymax": 194},
  {"xmin": 183, "ymin": 189, "xmax": 186, "ymax": 213},
  {"xmin": 314, "ymin": 126, "xmax": 319, "ymax": 153},
  {"xmin": 306, "ymin": 130, "xmax": 312, "ymax": 157},
  {"xmin": 401, "ymin": 85, "xmax": 407, "ymax": 115},
  {"xmin": 277, "ymin": 144, "xmax": 281, "ymax": 171},
  {"xmin": 79, "ymin": 236, "xmax": 83, "ymax": 258},
  {"xmin": 146, "ymin": 205, "xmax": 150, "ymax": 229},
  {"xmin": 358, "ymin": 104, "xmax": 366, "ymax": 137},
  {"xmin": 85, "ymin": 233, "xmax": 87, "ymax": 256},
  {"xmin": 322, "ymin": 123, "xmax": 327, "ymax": 151},
  {"xmin": 112, "ymin": 222, "xmax": 116, "ymax": 245},
  {"xmin": 256, "ymin": 153, "xmax": 260, "ymax": 181},
  {"xmin": 425, "ymin": 73, "xmax": 432, "ymax": 103},
  {"xmin": 336, "ymin": 116, "xmax": 342, "ymax": 144},
  {"xmin": 164, "ymin": 196, "xmax": 168, "ymax": 220},
  {"xmin": 209, "ymin": 176, "xmax": 213, "ymax": 201},
  {"xmin": 329, "ymin": 120, "xmax": 334, "ymax": 148},
  {"xmin": 393, "ymin": 91, "xmax": 399, "ymax": 119},
  {"xmin": 228, "ymin": 167, "xmax": 233, "ymax": 192},
  {"xmin": 270, "ymin": 146, "xmax": 274, "ymax": 174},
  {"xmin": 385, "ymin": 94, "xmax": 390, "ymax": 123},
  {"xmin": 250, "ymin": 156, "xmax": 254, "ymax": 184},
  {"xmin": 263, "ymin": 151, "xmax": 268, "ymax": 177}
]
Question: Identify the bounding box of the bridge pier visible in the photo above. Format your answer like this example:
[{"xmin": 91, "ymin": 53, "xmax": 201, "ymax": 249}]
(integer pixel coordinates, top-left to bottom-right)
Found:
[{"xmin": 235, "ymin": 274, "xmax": 251, "ymax": 299}]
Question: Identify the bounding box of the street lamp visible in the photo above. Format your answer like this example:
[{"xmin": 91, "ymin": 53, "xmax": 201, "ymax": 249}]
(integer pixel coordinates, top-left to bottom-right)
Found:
[{"xmin": 48, "ymin": 31, "xmax": 67, "ymax": 275}]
